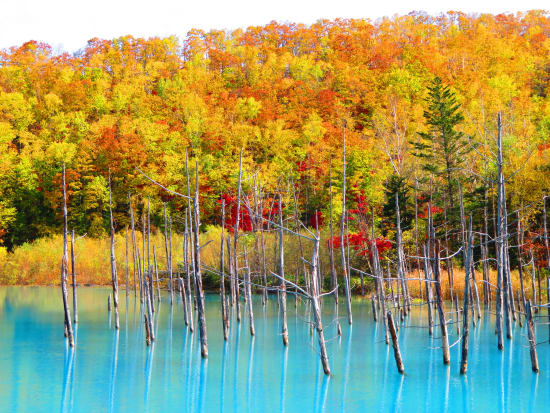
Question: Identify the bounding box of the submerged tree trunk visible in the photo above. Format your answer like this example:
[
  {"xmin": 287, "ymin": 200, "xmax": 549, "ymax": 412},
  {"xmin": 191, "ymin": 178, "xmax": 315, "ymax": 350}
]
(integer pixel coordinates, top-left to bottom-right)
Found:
[
  {"xmin": 61, "ymin": 162, "xmax": 74, "ymax": 347},
  {"xmin": 387, "ymin": 311, "xmax": 404, "ymax": 374},
  {"xmin": 193, "ymin": 163, "xmax": 208, "ymax": 358},
  {"xmin": 310, "ymin": 232, "xmax": 331, "ymax": 375},
  {"xmin": 526, "ymin": 300, "xmax": 539, "ymax": 373},
  {"xmin": 340, "ymin": 119, "xmax": 353, "ymax": 325},
  {"xmin": 243, "ymin": 246, "xmax": 255, "ymax": 336},
  {"xmin": 279, "ymin": 194, "xmax": 289, "ymax": 346},
  {"xmin": 220, "ymin": 200, "xmax": 229, "ymax": 340},
  {"xmin": 108, "ymin": 175, "xmax": 120, "ymax": 330},
  {"xmin": 460, "ymin": 226, "xmax": 473, "ymax": 374},
  {"xmin": 71, "ymin": 229, "xmax": 78, "ymax": 324},
  {"xmin": 433, "ymin": 244, "xmax": 450, "ymax": 365}
]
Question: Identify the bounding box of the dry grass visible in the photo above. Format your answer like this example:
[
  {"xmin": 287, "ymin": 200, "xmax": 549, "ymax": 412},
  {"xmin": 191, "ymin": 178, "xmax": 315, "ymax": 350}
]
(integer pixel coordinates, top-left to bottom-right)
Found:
[
  {"xmin": 405, "ymin": 267, "xmax": 541, "ymax": 301},
  {"xmin": 1, "ymin": 228, "xmax": 546, "ymax": 304}
]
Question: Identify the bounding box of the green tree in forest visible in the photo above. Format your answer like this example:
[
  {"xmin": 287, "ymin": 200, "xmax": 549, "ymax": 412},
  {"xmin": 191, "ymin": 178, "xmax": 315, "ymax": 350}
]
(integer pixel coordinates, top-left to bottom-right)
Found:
[{"xmin": 412, "ymin": 77, "xmax": 470, "ymax": 209}]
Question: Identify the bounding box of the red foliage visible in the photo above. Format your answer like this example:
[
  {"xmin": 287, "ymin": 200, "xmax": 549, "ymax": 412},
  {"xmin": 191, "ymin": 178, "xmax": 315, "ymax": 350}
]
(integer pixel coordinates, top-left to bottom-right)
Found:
[
  {"xmin": 418, "ymin": 205, "xmax": 443, "ymax": 219},
  {"xmin": 309, "ymin": 211, "xmax": 324, "ymax": 228},
  {"xmin": 218, "ymin": 194, "xmax": 284, "ymax": 233},
  {"xmin": 327, "ymin": 232, "xmax": 392, "ymax": 258},
  {"xmin": 522, "ymin": 230, "xmax": 549, "ymax": 268}
]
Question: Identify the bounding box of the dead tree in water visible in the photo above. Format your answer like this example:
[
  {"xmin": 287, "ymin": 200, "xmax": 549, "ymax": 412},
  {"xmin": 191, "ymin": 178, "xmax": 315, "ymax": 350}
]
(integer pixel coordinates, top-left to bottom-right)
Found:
[
  {"xmin": 278, "ymin": 194, "xmax": 289, "ymax": 346},
  {"xmin": 193, "ymin": 163, "xmax": 208, "ymax": 358},
  {"xmin": 517, "ymin": 212, "xmax": 527, "ymax": 311},
  {"xmin": 220, "ymin": 200, "xmax": 229, "ymax": 340},
  {"xmin": 128, "ymin": 195, "xmax": 140, "ymax": 296},
  {"xmin": 525, "ymin": 300, "xmax": 539, "ymax": 373},
  {"xmin": 433, "ymin": 243, "xmax": 450, "ymax": 365},
  {"xmin": 233, "ymin": 149, "xmax": 244, "ymax": 322},
  {"xmin": 108, "ymin": 174, "xmax": 120, "ymax": 330},
  {"xmin": 340, "ymin": 119, "xmax": 353, "ymax": 325},
  {"xmin": 125, "ymin": 227, "xmax": 129, "ymax": 297},
  {"xmin": 460, "ymin": 222, "xmax": 473, "ymax": 374},
  {"xmin": 372, "ymin": 233, "xmax": 389, "ymax": 344},
  {"xmin": 60, "ymin": 162, "xmax": 74, "ymax": 347},
  {"xmin": 309, "ymin": 231, "xmax": 331, "ymax": 375},
  {"xmin": 543, "ymin": 196, "xmax": 550, "ymax": 343},
  {"xmin": 422, "ymin": 245, "xmax": 434, "ymax": 336},
  {"xmin": 495, "ymin": 113, "xmax": 506, "ymax": 348},
  {"xmin": 328, "ymin": 155, "xmax": 338, "ymax": 305},
  {"xmin": 387, "ymin": 311, "xmax": 404, "ymax": 374},
  {"xmin": 184, "ymin": 214, "xmax": 194, "ymax": 333},
  {"xmin": 71, "ymin": 229, "xmax": 78, "ymax": 324},
  {"xmin": 395, "ymin": 194, "xmax": 411, "ymax": 315},
  {"xmin": 243, "ymin": 245, "xmax": 255, "ymax": 336},
  {"xmin": 163, "ymin": 203, "xmax": 174, "ymax": 305}
]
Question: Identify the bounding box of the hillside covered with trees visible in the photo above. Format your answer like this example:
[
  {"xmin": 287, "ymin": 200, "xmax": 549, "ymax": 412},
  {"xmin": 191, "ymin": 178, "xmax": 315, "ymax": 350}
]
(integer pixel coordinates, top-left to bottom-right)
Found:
[{"xmin": 1, "ymin": 10, "xmax": 549, "ymax": 256}]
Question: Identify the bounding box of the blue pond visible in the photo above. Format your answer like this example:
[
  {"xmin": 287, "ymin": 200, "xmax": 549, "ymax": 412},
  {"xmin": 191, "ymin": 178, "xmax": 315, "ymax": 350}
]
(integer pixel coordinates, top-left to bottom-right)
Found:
[{"xmin": 0, "ymin": 286, "xmax": 548, "ymax": 412}]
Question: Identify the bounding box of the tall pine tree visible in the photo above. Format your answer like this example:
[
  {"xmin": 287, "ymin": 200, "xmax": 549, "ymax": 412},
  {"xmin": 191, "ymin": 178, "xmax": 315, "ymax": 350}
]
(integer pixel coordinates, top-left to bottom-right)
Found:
[{"xmin": 413, "ymin": 77, "xmax": 470, "ymax": 209}]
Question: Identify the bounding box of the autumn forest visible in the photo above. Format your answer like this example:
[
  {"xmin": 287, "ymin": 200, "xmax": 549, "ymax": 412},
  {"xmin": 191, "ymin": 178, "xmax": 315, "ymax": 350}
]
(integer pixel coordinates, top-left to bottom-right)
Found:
[{"xmin": 1, "ymin": 11, "xmax": 550, "ymax": 279}]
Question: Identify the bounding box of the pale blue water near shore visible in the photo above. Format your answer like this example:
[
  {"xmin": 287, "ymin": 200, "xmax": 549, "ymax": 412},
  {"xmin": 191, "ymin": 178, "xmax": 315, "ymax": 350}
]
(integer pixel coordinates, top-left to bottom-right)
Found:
[{"xmin": 0, "ymin": 286, "xmax": 548, "ymax": 412}]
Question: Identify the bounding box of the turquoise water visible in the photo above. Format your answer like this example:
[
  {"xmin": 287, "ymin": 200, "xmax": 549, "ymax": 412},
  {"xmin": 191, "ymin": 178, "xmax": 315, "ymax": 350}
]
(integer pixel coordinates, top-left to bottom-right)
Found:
[{"xmin": 0, "ymin": 286, "xmax": 548, "ymax": 412}]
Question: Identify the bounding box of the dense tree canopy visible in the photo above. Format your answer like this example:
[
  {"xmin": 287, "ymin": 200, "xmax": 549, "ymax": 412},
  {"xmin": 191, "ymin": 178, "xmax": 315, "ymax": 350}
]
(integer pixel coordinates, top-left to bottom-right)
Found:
[{"xmin": 1, "ymin": 11, "xmax": 549, "ymax": 250}]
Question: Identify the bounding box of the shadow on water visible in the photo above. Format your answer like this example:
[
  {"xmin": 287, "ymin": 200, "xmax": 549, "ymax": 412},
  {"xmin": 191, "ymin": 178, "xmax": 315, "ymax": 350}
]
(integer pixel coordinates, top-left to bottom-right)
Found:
[
  {"xmin": 220, "ymin": 340, "xmax": 228, "ymax": 413},
  {"xmin": 280, "ymin": 345, "xmax": 288, "ymax": 413},
  {"xmin": 60, "ymin": 329, "xmax": 76, "ymax": 413},
  {"xmin": 246, "ymin": 336, "xmax": 255, "ymax": 413},
  {"xmin": 144, "ymin": 342, "xmax": 155, "ymax": 410},
  {"xmin": 109, "ymin": 330, "xmax": 119, "ymax": 413}
]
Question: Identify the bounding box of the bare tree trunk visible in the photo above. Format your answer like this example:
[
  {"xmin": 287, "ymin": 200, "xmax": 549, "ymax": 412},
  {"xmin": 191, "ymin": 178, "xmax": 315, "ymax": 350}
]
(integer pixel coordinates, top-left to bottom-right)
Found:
[
  {"xmin": 147, "ymin": 198, "xmax": 152, "ymax": 302},
  {"xmin": 340, "ymin": 119, "xmax": 352, "ymax": 325},
  {"xmin": 243, "ymin": 246, "xmax": 255, "ymax": 336},
  {"xmin": 61, "ymin": 162, "xmax": 74, "ymax": 347},
  {"xmin": 71, "ymin": 229, "xmax": 78, "ymax": 324},
  {"xmin": 495, "ymin": 113, "xmax": 505, "ymax": 349},
  {"xmin": 414, "ymin": 179, "xmax": 422, "ymax": 299},
  {"xmin": 279, "ymin": 194, "xmax": 289, "ymax": 346},
  {"xmin": 433, "ymin": 243, "xmax": 450, "ymax": 365},
  {"xmin": 108, "ymin": 174, "xmax": 120, "ymax": 330},
  {"xmin": 310, "ymin": 232, "xmax": 331, "ymax": 375},
  {"xmin": 163, "ymin": 203, "xmax": 174, "ymax": 305},
  {"xmin": 220, "ymin": 200, "xmax": 229, "ymax": 340},
  {"xmin": 184, "ymin": 216, "xmax": 194, "ymax": 333},
  {"xmin": 543, "ymin": 196, "xmax": 550, "ymax": 343},
  {"xmin": 395, "ymin": 194, "xmax": 411, "ymax": 315},
  {"xmin": 128, "ymin": 195, "xmax": 139, "ymax": 296},
  {"xmin": 482, "ymin": 189, "xmax": 490, "ymax": 305},
  {"xmin": 422, "ymin": 245, "xmax": 434, "ymax": 336},
  {"xmin": 153, "ymin": 246, "xmax": 161, "ymax": 303},
  {"xmin": 259, "ymin": 198, "xmax": 268, "ymax": 305},
  {"xmin": 144, "ymin": 313, "xmax": 151, "ymax": 346},
  {"xmin": 517, "ymin": 212, "xmax": 527, "ymax": 311},
  {"xmin": 193, "ymin": 162, "xmax": 208, "ymax": 358},
  {"xmin": 530, "ymin": 250, "xmax": 537, "ymax": 308},
  {"xmin": 233, "ymin": 149, "xmax": 243, "ymax": 322},
  {"xmin": 292, "ymin": 183, "xmax": 308, "ymax": 299},
  {"xmin": 373, "ymin": 240, "xmax": 389, "ymax": 344},
  {"xmin": 526, "ymin": 300, "xmax": 539, "ymax": 372},
  {"xmin": 387, "ymin": 311, "xmax": 404, "ymax": 373},
  {"xmin": 460, "ymin": 225, "xmax": 473, "ymax": 374},
  {"xmin": 328, "ymin": 155, "xmax": 338, "ymax": 305},
  {"xmin": 125, "ymin": 227, "xmax": 129, "ymax": 297},
  {"xmin": 144, "ymin": 268, "xmax": 155, "ymax": 341}
]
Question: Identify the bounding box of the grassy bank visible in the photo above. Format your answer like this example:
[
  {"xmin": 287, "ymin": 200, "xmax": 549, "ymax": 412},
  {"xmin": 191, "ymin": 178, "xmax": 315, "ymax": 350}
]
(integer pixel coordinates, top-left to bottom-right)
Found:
[{"xmin": 0, "ymin": 229, "xmax": 541, "ymax": 302}]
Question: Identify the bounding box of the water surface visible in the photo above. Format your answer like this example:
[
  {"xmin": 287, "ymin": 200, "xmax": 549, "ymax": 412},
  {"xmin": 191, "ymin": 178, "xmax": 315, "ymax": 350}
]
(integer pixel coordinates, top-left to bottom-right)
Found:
[{"xmin": 0, "ymin": 287, "xmax": 547, "ymax": 412}]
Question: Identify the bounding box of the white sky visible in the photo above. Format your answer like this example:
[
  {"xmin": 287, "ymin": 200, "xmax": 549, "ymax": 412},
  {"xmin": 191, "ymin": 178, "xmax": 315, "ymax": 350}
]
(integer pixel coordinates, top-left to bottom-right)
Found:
[{"xmin": 1, "ymin": 0, "xmax": 548, "ymax": 52}]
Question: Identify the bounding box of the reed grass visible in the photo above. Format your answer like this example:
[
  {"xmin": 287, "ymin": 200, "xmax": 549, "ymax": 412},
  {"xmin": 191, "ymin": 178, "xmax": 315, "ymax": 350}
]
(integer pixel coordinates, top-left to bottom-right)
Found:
[{"xmin": 0, "ymin": 228, "xmax": 545, "ymax": 303}]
